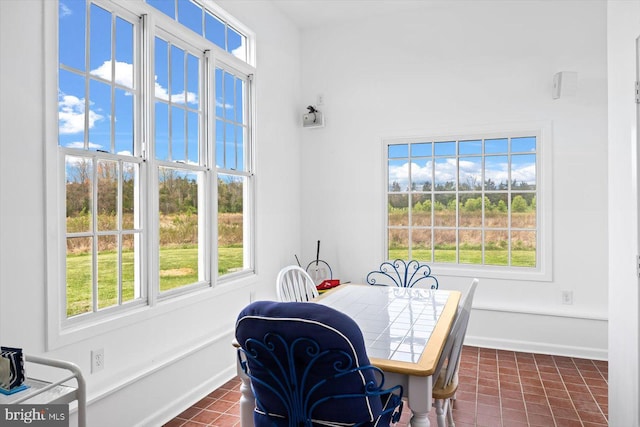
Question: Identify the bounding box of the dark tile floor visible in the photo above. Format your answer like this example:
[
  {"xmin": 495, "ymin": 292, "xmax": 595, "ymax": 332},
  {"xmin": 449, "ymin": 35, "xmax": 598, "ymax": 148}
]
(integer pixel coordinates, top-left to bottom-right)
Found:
[{"xmin": 163, "ymin": 346, "xmax": 608, "ymax": 427}]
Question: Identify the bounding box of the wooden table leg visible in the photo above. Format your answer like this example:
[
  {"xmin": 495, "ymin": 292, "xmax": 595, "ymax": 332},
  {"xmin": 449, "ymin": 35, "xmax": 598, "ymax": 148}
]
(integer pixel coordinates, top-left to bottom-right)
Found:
[
  {"xmin": 407, "ymin": 375, "xmax": 432, "ymax": 427},
  {"xmin": 237, "ymin": 354, "xmax": 255, "ymax": 426}
]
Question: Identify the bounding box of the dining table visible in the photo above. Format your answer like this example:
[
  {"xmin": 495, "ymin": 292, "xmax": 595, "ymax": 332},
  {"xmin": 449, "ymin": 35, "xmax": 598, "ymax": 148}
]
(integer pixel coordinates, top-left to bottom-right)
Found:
[{"xmin": 236, "ymin": 283, "xmax": 461, "ymax": 427}]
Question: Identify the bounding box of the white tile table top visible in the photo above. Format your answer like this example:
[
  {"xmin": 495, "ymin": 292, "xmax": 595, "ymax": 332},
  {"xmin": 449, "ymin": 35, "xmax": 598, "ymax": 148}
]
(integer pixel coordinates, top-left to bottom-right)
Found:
[{"xmin": 317, "ymin": 285, "xmax": 452, "ymax": 364}]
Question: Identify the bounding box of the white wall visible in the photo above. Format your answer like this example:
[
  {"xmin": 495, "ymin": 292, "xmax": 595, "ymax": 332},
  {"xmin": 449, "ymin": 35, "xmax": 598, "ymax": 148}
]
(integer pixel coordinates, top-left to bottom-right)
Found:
[
  {"xmin": 607, "ymin": 1, "xmax": 640, "ymax": 424},
  {"xmin": 298, "ymin": 0, "xmax": 609, "ymax": 359},
  {"xmin": 0, "ymin": 0, "xmax": 302, "ymax": 425}
]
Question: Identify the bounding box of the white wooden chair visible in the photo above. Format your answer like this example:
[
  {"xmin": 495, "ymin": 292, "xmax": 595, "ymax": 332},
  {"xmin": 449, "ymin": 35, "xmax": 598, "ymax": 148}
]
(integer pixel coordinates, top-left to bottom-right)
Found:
[
  {"xmin": 431, "ymin": 278, "xmax": 479, "ymax": 427},
  {"xmin": 276, "ymin": 265, "xmax": 319, "ymax": 302}
]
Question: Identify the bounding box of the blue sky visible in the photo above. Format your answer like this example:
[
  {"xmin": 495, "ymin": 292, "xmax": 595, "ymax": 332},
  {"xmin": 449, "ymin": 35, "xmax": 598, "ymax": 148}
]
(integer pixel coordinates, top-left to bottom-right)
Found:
[{"xmin": 59, "ymin": 0, "xmax": 246, "ymax": 170}]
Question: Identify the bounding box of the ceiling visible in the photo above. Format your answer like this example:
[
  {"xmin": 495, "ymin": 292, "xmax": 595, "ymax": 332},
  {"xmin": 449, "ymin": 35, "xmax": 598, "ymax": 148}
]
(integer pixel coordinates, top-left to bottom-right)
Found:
[{"xmin": 270, "ymin": 0, "xmax": 438, "ymax": 29}]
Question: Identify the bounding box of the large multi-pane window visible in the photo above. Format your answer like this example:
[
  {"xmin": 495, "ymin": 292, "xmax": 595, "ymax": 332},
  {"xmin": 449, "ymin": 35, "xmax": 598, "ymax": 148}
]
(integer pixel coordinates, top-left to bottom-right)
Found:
[
  {"xmin": 385, "ymin": 133, "xmax": 543, "ymax": 273},
  {"xmin": 57, "ymin": 0, "xmax": 254, "ymax": 321}
]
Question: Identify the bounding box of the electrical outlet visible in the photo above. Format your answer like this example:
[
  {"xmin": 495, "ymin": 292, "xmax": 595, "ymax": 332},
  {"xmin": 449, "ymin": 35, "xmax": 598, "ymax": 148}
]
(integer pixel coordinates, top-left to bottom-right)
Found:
[
  {"xmin": 91, "ymin": 348, "xmax": 104, "ymax": 373},
  {"xmin": 561, "ymin": 290, "xmax": 573, "ymax": 305},
  {"xmin": 317, "ymin": 94, "xmax": 324, "ymax": 106}
]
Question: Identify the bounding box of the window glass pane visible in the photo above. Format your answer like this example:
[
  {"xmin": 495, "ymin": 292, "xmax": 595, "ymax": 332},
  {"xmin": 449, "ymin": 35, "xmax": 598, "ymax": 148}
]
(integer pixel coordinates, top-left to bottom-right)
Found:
[
  {"xmin": 512, "ymin": 154, "xmax": 536, "ymax": 190},
  {"xmin": 66, "ymin": 156, "xmax": 93, "ymax": 233},
  {"xmin": 187, "ymin": 111, "xmax": 199, "ymax": 164},
  {"xmin": 228, "ymin": 26, "xmax": 246, "ymax": 61},
  {"xmin": 89, "ymin": 79, "xmax": 111, "ymax": 152},
  {"xmin": 485, "ymin": 138, "xmax": 508, "ymax": 154},
  {"xmin": 121, "ymin": 233, "xmax": 138, "ymax": 303},
  {"xmin": 155, "ymin": 101, "xmax": 169, "ymax": 161},
  {"xmin": 411, "ymin": 194, "xmax": 431, "ymax": 227},
  {"xmin": 459, "ymin": 194, "xmax": 482, "ymax": 227},
  {"xmin": 218, "ymin": 174, "xmax": 245, "ymax": 275},
  {"xmin": 511, "ymin": 136, "xmax": 536, "ymax": 153},
  {"xmin": 155, "ymin": 38, "xmax": 169, "ymax": 101},
  {"xmin": 171, "ymin": 45, "xmax": 185, "ymax": 103},
  {"xmin": 224, "ymin": 72, "xmax": 235, "ymax": 120},
  {"xmin": 388, "ymin": 159, "xmax": 408, "ymax": 191},
  {"xmin": 485, "ymin": 230, "xmax": 508, "ymax": 265},
  {"xmin": 122, "ymin": 162, "xmax": 138, "ymax": 229},
  {"xmin": 388, "ymin": 144, "xmax": 408, "ymax": 159},
  {"xmin": 115, "ymin": 17, "xmax": 134, "ymax": 88},
  {"xmin": 434, "ymin": 229, "xmax": 455, "ymax": 263},
  {"xmin": 67, "ymin": 236, "xmax": 93, "ymax": 317},
  {"xmin": 411, "ymin": 142, "xmax": 431, "ymax": 157},
  {"xmin": 89, "ymin": 4, "xmax": 112, "ymax": 79},
  {"xmin": 411, "ymin": 158, "xmax": 432, "ymax": 191},
  {"xmin": 215, "ymin": 68, "xmax": 224, "ymax": 117},
  {"xmin": 434, "ymin": 141, "xmax": 455, "ymax": 156},
  {"xmin": 486, "ymin": 193, "xmax": 508, "ymax": 228},
  {"xmin": 459, "ymin": 229, "xmax": 481, "ymax": 264},
  {"xmin": 178, "ymin": 0, "xmax": 202, "ymax": 35},
  {"xmin": 484, "ymin": 156, "xmax": 508, "ymax": 190},
  {"xmin": 388, "ymin": 229, "xmax": 409, "ymax": 260},
  {"xmin": 158, "ymin": 167, "xmax": 199, "ymax": 292},
  {"xmin": 388, "ymin": 194, "xmax": 408, "ymax": 226},
  {"xmin": 236, "ymin": 125, "xmax": 245, "ymax": 171},
  {"xmin": 434, "ymin": 194, "xmax": 456, "ymax": 227},
  {"xmin": 59, "ymin": 0, "xmax": 86, "ymax": 71},
  {"xmin": 434, "ymin": 158, "xmax": 456, "ymax": 191},
  {"xmin": 205, "ymin": 12, "xmax": 225, "ymax": 49},
  {"xmin": 114, "ymin": 88, "xmax": 134, "ymax": 155},
  {"xmin": 459, "ymin": 140, "xmax": 481, "ymax": 155},
  {"xmin": 187, "ymin": 54, "xmax": 199, "ymax": 108},
  {"xmin": 147, "ymin": 0, "xmax": 175, "ymax": 19},
  {"xmin": 172, "ymin": 106, "xmax": 185, "ymax": 162},
  {"xmin": 97, "ymin": 159, "xmax": 118, "ymax": 231},
  {"xmin": 225, "ymin": 122, "xmax": 235, "ymax": 169},
  {"xmin": 512, "ymin": 230, "xmax": 536, "ymax": 267},
  {"xmin": 412, "ymin": 229, "xmax": 432, "ymax": 261},
  {"xmin": 97, "ymin": 234, "xmax": 118, "ymax": 309},
  {"xmin": 459, "ymin": 157, "xmax": 482, "ymax": 191},
  {"xmin": 215, "ymin": 119, "xmax": 224, "ymax": 168},
  {"xmin": 58, "ymin": 69, "xmax": 86, "ymax": 147},
  {"xmin": 511, "ymin": 193, "xmax": 536, "ymax": 228},
  {"xmin": 235, "ymin": 78, "xmax": 244, "ymax": 123}
]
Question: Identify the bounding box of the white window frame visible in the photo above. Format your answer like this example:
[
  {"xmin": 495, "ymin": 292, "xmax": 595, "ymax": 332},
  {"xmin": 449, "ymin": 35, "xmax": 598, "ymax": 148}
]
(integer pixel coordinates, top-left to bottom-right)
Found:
[
  {"xmin": 382, "ymin": 122, "xmax": 552, "ymax": 282},
  {"xmin": 44, "ymin": 0, "xmax": 257, "ymax": 349}
]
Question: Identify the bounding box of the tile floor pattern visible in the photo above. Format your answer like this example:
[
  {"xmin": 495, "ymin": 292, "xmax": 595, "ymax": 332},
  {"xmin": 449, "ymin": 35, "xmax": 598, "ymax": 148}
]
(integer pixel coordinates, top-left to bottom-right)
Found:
[{"xmin": 163, "ymin": 346, "xmax": 608, "ymax": 427}]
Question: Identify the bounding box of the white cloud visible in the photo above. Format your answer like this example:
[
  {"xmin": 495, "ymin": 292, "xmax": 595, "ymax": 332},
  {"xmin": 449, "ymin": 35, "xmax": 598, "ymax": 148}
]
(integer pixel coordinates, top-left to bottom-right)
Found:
[
  {"xmin": 154, "ymin": 76, "xmax": 198, "ymax": 104},
  {"xmin": 59, "ymin": 2, "xmax": 72, "ymax": 18},
  {"xmin": 65, "ymin": 141, "xmax": 103, "ymax": 150},
  {"xmin": 58, "ymin": 93, "xmax": 104, "ymax": 135},
  {"xmin": 91, "ymin": 60, "xmax": 134, "ymax": 88}
]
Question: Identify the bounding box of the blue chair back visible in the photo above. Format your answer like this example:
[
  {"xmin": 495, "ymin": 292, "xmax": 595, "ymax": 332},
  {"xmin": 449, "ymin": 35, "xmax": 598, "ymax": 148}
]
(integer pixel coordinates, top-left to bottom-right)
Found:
[
  {"xmin": 236, "ymin": 301, "xmax": 403, "ymax": 427},
  {"xmin": 366, "ymin": 259, "xmax": 438, "ymax": 289}
]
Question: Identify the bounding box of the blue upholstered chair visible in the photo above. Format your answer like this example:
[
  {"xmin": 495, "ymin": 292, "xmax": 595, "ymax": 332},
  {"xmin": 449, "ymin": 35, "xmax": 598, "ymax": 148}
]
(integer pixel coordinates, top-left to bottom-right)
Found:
[
  {"xmin": 235, "ymin": 301, "xmax": 404, "ymax": 427},
  {"xmin": 366, "ymin": 259, "xmax": 439, "ymax": 289}
]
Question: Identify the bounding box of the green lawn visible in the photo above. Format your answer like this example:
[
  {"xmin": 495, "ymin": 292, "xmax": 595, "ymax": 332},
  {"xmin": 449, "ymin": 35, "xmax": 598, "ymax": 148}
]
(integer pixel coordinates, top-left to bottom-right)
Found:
[
  {"xmin": 66, "ymin": 246, "xmax": 242, "ymax": 317},
  {"xmin": 388, "ymin": 248, "xmax": 535, "ymax": 267}
]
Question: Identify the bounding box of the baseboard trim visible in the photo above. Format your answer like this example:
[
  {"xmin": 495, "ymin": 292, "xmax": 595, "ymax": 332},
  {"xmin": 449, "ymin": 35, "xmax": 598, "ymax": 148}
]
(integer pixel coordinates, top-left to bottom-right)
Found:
[
  {"xmin": 465, "ymin": 335, "xmax": 608, "ymax": 361},
  {"xmin": 138, "ymin": 364, "xmax": 237, "ymax": 427}
]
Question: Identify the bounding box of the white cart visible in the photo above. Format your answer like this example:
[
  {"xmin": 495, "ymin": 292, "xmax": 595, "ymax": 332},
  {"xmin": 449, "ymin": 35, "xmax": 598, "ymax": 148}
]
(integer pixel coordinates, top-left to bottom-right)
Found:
[{"xmin": 0, "ymin": 355, "xmax": 86, "ymax": 427}]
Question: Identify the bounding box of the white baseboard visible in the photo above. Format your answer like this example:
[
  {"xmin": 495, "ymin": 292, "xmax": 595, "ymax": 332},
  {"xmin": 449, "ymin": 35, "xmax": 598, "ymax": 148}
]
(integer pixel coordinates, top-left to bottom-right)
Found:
[
  {"xmin": 465, "ymin": 335, "xmax": 608, "ymax": 361},
  {"xmin": 138, "ymin": 364, "xmax": 237, "ymax": 427}
]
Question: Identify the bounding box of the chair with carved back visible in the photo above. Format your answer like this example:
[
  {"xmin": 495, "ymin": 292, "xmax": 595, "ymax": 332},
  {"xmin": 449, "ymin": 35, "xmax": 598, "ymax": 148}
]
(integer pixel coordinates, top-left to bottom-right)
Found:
[
  {"xmin": 235, "ymin": 300, "xmax": 404, "ymax": 426},
  {"xmin": 366, "ymin": 259, "xmax": 439, "ymax": 289},
  {"xmin": 431, "ymin": 278, "xmax": 479, "ymax": 427}
]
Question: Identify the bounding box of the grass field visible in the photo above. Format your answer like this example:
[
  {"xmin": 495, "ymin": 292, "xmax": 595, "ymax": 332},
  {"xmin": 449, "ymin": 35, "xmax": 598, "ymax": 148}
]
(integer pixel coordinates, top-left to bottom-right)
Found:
[
  {"xmin": 66, "ymin": 245, "xmax": 242, "ymax": 317},
  {"xmin": 388, "ymin": 247, "xmax": 535, "ymax": 267}
]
